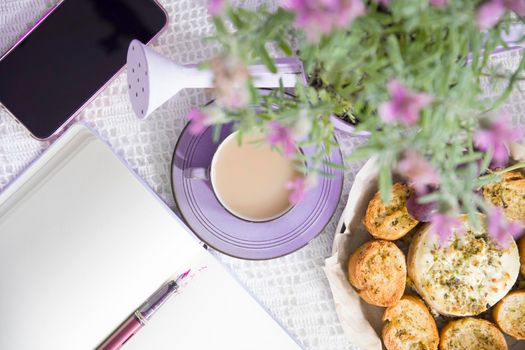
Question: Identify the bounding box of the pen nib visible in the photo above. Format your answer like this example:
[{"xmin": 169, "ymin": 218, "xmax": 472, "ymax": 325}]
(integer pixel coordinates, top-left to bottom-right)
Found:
[{"xmin": 176, "ymin": 269, "xmax": 191, "ymax": 283}]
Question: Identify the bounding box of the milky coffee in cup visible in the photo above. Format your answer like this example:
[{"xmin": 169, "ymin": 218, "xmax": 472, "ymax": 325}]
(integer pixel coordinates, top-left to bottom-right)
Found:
[{"xmin": 211, "ymin": 131, "xmax": 301, "ymax": 222}]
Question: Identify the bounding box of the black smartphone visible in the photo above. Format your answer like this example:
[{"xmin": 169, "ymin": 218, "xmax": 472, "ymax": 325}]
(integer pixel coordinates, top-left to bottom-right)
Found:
[{"xmin": 0, "ymin": 0, "xmax": 167, "ymax": 140}]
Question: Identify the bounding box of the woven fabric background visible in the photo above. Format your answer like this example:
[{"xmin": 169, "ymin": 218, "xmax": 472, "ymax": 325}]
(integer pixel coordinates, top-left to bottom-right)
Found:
[{"xmin": 0, "ymin": 1, "xmax": 523, "ymax": 349}]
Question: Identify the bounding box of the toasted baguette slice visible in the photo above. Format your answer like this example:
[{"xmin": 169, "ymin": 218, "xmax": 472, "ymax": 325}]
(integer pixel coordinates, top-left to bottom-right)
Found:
[
  {"xmin": 347, "ymin": 240, "xmax": 406, "ymax": 307},
  {"xmin": 408, "ymin": 215, "xmax": 519, "ymax": 317},
  {"xmin": 363, "ymin": 183, "xmax": 418, "ymax": 240},
  {"xmin": 439, "ymin": 318, "xmax": 507, "ymax": 350},
  {"xmin": 483, "ymin": 171, "xmax": 525, "ymax": 222},
  {"xmin": 520, "ymin": 236, "xmax": 525, "ymax": 277},
  {"xmin": 382, "ymin": 295, "xmax": 439, "ymax": 350},
  {"xmin": 493, "ymin": 290, "xmax": 525, "ymax": 340}
]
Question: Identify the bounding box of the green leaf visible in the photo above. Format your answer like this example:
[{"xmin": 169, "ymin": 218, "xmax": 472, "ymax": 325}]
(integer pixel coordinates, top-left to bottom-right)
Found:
[
  {"xmin": 379, "ymin": 165, "xmax": 392, "ymax": 203},
  {"xmin": 307, "ymin": 87, "xmax": 319, "ymax": 104},
  {"xmin": 321, "ymin": 159, "xmax": 346, "ymax": 170},
  {"xmin": 248, "ymin": 81, "xmax": 260, "ymax": 104},
  {"xmin": 279, "ymin": 77, "xmax": 285, "ymax": 97},
  {"xmin": 474, "ymin": 173, "xmax": 500, "ymax": 188},
  {"xmin": 229, "ymin": 10, "xmax": 243, "ymax": 29},
  {"xmin": 386, "ymin": 35, "xmax": 403, "ymax": 73},
  {"xmin": 277, "ymin": 39, "xmax": 293, "ymax": 56},
  {"xmin": 212, "ymin": 124, "xmax": 223, "ymax": 143},
  {"xmin": 212, "ymin": 17, "xmax": 228, "ymax": 36},
  {"xmin": 479, "ymin": 148, "xmax": 493, "ymax": 175},
  {"xmin": 418, "ymin": 192, "xmax": 441, "ymax": 204},
  {"xmin": 455, "ymin": 152, "xmax": 483, "ymax": 165},
  {"xmin": 258, "ymin": 45, "xmax": 277, "ymax": 73}
]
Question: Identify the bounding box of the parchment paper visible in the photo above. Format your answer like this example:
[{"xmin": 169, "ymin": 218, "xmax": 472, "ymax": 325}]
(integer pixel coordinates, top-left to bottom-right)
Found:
[{"xmin": 325, "ymin": 145, "xmax": 525, "ymax": 350}]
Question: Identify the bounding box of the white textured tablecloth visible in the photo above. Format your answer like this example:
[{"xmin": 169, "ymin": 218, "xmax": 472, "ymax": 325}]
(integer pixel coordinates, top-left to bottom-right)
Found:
[{"xmin": 1, "ymin": 1, "xmax": 524, "ymax": 349}]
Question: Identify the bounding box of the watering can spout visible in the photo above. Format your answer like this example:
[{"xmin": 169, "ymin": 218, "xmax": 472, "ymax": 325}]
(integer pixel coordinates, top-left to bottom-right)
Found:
[{"xmin": 126, "ymin": 40, "xmax": 304, "ymax": 119}]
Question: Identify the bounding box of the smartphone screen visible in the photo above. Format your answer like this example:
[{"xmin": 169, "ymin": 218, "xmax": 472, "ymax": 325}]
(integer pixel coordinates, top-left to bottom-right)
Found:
[{"xmin": 0, "ymin": 0, "xmax": 167, "ymax": 139}]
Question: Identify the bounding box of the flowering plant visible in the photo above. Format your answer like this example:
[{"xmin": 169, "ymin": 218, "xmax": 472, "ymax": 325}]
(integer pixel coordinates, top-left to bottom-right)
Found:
[{"xmin": 190, "ymin": 0, "xmax": 525, "ymax": 245}]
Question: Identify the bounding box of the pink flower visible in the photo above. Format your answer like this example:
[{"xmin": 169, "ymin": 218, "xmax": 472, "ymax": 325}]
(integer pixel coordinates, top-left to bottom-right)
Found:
[
  {"xmin": 397, "ymin": 150, "xmax": 440, "ymax": 194},
  {"xmin": 487, "ymin": 207, "xmax": 524, "ymax": 247},
  {"xmin": 187, "ymin": 108, "xmax": 211, "ymax": 135},
  {"xmin": 378, "ymin": 80, "xmax": 432, "ymax": 126},
  {"xmin": 476, "ymin": 0, "xmax": 525, "ymax": 29},
  {"xmin": 211, "ymin": 55, "xmax": 250, "ymax": 109},
  {"xmin": 282, "ymin": 0, "xmax": 365, "ymax": 41},
  {"xmin": 208, "ymin": 0, "xmax": 225, "ymax": 16},
  {"xmin": 286, "ymin": 174, "xmax": 317, "ymax": 204},
  {"xmin": 286, "ymin": 177, "xmax": 307, "ymax": 204},
  {"xmin": 429, "ymin": 213, "xmax": 465, "ymax": 246},
  {"xmin": 430, "ymin": 0, "xmax": 448, "ymax": 7},
  {"xmin": 476, "ymin": 0, "xmax": 506, "ymax": 30},
  {"xmin": 506, "ymin": 0, "xmax": 525, "ymax": 16},
  {"xmin": 267, "ymin": 121, "xmax": 297, "ymax": 157},
  {"xmin": 291, "ymin": 110, "xmax": 312, "ymax": 141},
  {"xmin": 474, "ymin": 112, "xmax": 522, "ymax": 167}
]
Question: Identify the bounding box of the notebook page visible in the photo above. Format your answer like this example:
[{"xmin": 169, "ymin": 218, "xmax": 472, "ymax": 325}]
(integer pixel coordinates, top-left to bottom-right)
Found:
[
  {"xmin": 124, "ymin": 250, "xmax": 303, "ymax": 350},
  {"xmin": 0, "ymin": 125, "xmax": 202, "ymax": 349}
]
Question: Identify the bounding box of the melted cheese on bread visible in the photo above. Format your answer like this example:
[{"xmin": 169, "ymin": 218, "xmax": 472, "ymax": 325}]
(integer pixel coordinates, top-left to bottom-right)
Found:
[{"xmin": 408, "ymin": 216, "xmax": 519, "ymax": 317}]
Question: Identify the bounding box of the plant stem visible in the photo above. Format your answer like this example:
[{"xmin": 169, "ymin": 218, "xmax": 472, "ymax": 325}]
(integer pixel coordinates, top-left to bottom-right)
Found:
[
  {"xmin": 477, "ymin": 161, "xmax": 525, "ymax": 182},
  {"xmin": 481, "ymin": 73, "xmax": 525, "ymax": 81}
]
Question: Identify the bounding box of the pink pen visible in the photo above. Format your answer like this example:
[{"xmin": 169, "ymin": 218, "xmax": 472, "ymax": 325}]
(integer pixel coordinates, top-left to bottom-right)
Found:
[{"xmin": 98, "ymin": 270, "xmax": 190, "ymax": 350}]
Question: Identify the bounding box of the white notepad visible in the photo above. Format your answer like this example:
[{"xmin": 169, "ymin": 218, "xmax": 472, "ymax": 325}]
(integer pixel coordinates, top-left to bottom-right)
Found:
[
  {"xmin": 124, "ymin": 252, "xmax": 301, "ymax": 350},
  {"xmin": 0, "ymin": 124, "xmax": 302, "ymax": 350}
]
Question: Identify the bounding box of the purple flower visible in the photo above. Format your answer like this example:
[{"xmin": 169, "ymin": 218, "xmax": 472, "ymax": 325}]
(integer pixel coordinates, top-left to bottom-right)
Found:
[
  {"xmin": 187, "ymin": 108, "xmax": 211, "ymax": 135},
  {"xmin": 429, "ymin": 213, "xmax": 465, "ymax": 246},
  {"xmin": 378, "ymin": 80, "xmax": 432, "ymax": 126},
  {"xmin": 373, "ymin": 0, "xmax": 389, "ymax": 5},
  {"xmin": 267, "ymin": 121, "xmax": 297, "ymax": 158},
  {"xmin": 397, "ymin": 150, "xmax": 440, "ymax": 194},
  {"xmin": 474, "ymin": 112, "xmax": 522, "ymax": 167},
  {"xmin": 487, "ymin": 207, "xmax": 524, "ymax": 247},
  {"xmin": 208, "ymin": 0, "xmax": 225, "ymax": 16},
  {"xmin": 406, "ymin": 191, "xmax": 438, "ymax": 222},
  {"xmin": 282, "ymin": 0, "xmax": 365, "ymax": 41},
  {"xmin": 286, "ymin": 177, "xmax": 307, "ymax": 204},
  {"xmin": 430, "ymin": 0, "xmax": 448, "ymax": 7}
]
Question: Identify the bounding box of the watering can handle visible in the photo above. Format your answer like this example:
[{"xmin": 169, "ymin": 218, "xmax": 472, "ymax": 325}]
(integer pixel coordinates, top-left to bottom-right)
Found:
[{"xmin": 181, "ymin": 57, "xmax": 305, "ymax": 89}]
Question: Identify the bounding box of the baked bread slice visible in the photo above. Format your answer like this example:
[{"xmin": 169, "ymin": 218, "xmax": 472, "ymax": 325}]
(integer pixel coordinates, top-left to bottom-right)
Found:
[
  {"xmin": 483, "ymin": 170, "xmax": 525, "ymax": 222},
  {"xmin": 519, "ymin": 236, "xmax": 525, "ymax": 277},
  {"xmin": 439, "ymin": 318, "xmax": 507, "ymax": 350},
  {"xmin": 408, "ymin": 215, "xmax": 520, "ymax": 316},
  {"xmin": 493, "ymin": 290, "xmax": 525, "ymax": 340},
  {"xmin": 382, "ymin": 295, "xmax": 439, "ymax": 350},
  {"xmin": 347, "ymin": 240, "xmax": 406, "ymax": 307},
  {"xmin": 363, "ymin": 183, "xmax": 418, "ymax": 240}
]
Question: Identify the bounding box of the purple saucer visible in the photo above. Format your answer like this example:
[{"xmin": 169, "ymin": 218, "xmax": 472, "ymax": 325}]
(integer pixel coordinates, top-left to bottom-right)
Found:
[{"xmin": 171, "ymin": 123, "xmax": 343, "ymax": 260}]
